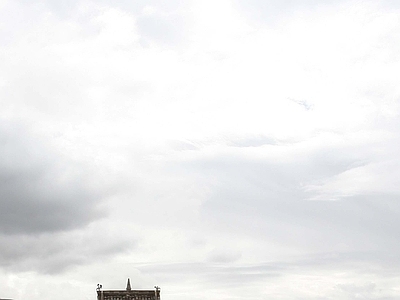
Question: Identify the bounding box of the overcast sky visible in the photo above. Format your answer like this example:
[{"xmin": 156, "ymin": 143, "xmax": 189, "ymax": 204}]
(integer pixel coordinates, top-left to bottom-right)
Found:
[{"xmin": 1, "ymin": 0, "xmax": 400, "ymax": 299}]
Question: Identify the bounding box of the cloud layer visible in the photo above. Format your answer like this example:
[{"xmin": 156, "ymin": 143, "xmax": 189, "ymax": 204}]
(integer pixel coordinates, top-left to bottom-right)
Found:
[{"xmin": 1, "ymin": 0, "xmax": 400, "ymax": 299}]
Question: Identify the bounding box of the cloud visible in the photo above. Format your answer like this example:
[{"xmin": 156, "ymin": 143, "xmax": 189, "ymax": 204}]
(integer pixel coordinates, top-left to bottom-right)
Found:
[
  {"xmin": 136, "ymin": 5, "xmax": 189, "ymax": 46},
  {"xmin": 207, "ymin": 249, "xmax": 242, "ymax": 263},
  {"xmin": 0, "ymin": 121, "xmax": 104, "ymax": 235},
  {"xmin": 0, "ymin": 120, "xmax": 136, "ymax": 275},
  {"xmin": 171, "ymin": 125, "xmax": 400, "ymax": 258},
  {"xmin": 137, "ymin": 255, "xmax": 400, "ymax": 300},
  {"xmin": 234, "ymin": 0, "xmax": 400, "ymax": 26},
  {"xmin": 1, "ymin": 0, "xmax": 400, "ymax": 299},
  {"xmin": 0, "ymin": 222, "xmax": 135, "ymax": 274}
]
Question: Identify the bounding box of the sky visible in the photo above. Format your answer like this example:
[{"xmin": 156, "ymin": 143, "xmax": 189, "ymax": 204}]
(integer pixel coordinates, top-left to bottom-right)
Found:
[{"xmin": 0, "ymin": 0, "xmax": 400, "ymax": 299}]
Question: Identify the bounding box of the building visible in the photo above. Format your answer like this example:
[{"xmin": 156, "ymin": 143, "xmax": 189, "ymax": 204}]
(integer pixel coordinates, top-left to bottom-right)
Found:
[{"xmin": 96, "ymin": 279, "xmax": 160, "ymax": 300}]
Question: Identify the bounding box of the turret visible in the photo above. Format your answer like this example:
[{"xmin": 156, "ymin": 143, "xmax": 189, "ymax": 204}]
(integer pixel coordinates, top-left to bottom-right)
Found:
[{"xmin": 126, "ymin": 278, "xmax": 131, "ymax": 291}]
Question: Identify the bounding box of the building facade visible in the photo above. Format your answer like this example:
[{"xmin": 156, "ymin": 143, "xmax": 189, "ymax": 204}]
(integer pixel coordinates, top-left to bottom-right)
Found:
[{"xmin": 96, "ymin": 279, "xmax": 160, "ymax": 300}]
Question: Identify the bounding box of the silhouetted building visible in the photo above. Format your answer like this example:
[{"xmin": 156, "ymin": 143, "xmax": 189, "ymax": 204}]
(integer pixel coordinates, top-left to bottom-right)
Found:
[{"xmin": 97, "ymin": 279, "xmax": 160, "ymax": 300}]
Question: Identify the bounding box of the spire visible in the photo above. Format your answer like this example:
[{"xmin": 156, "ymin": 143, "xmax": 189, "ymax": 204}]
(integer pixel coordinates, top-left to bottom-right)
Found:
[{"xmin": 126, "ymin": 278, "xmax": 131, "ymax": 291}]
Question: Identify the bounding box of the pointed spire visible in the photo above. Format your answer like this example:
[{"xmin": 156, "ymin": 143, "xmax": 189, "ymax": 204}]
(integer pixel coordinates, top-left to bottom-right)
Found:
[{"xmin": 126, "ymin": 278, "xmax": 131, "ymax": 291}]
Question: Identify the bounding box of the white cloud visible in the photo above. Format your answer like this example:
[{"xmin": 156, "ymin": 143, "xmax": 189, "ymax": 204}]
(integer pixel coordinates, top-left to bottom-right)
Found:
[{"xmin": 1, "ymin": 0, "xmax": 400, "ymax": 299}]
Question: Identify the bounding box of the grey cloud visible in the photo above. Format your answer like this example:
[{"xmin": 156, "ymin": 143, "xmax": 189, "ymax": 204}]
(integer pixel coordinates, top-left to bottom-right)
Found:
[
  {"xmin": 114, "ymin": 0, "xmax": 191, "ymax": 46},
  {"xmin": 138, "ymin": 262, "xmax": 281, "ymax": 287},
  {"xmin": 137, "ymin": 14, "xmax": 187, "ymax": 46},
  {"xmin": 207, "ymin": 249, "xmax": 242, "ymax": 263},
  {"xmin": 201, "ymin": 161, "xmax": 400, "ymax": 252},
  {"xmin": 15, "ymin": 0, "xmax": 190, "ymax": 19},
  {"xmin": 174, "ymin": 138, "xmax": 400, "ymax": 256},
  {"xmin": 0, "ymin": 226, "xmax": 135, "ymax": 274},
  {"xmin": 234, "ymin": 0, "xmax": 400, "ymax": 27},
  {"xmin": 233, "ymin": 0, "xmax": 346, "ymax": 24},
  {"xmin": 0, "ymin": 121, "xmax": 135, "ymax": 274},
  {"xmin": 168, "ymin": 140, "xmax": 200, "ymax": 151},
  {"xmin": 11, "ymin": 0, "xmax": 82, "ymax": 20},
  {"xmin": 0, "ymin": 121, "xmax": 104, "ymax": 234},
  {"xmin": 138, "ymin": 256, "xmax": 398, "ymax": 299},
  {"xmin": 13, "ymin": 0, "xmax": 190, "ymax": 46},
  {"xmin": 228, "ymin": 135, "xmax": 278, "ymax": 147}
]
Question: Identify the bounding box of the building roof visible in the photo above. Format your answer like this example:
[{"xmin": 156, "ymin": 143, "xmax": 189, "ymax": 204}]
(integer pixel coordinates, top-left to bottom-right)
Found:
[{"xmin": 96, "ymin": 279, "xmax": 160, "ymax": 300}]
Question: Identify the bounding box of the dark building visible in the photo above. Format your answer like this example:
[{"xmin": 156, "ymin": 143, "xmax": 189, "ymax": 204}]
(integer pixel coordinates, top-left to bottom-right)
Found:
[{"xmin": 97, "ymin": 279, "xmax": 160, "ymax": 300}]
